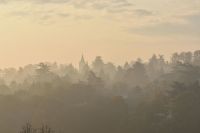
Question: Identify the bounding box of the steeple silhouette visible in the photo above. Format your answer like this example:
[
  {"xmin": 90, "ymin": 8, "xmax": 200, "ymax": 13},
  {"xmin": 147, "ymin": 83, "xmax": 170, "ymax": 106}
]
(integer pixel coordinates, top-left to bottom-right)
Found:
[
  {"xmin": 79, "ymin": 54, "xmax": 87, "ymax": 73},
  {"xmin": 80, "ymin": 54, "xmax": 85, "ymax": 64}
]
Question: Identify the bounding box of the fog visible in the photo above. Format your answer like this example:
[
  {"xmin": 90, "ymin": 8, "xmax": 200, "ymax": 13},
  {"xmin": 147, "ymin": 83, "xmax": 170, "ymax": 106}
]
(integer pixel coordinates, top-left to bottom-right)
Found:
[{"xmin": 1, "ymin": 51, "xmax": 200, "ymax": 133}]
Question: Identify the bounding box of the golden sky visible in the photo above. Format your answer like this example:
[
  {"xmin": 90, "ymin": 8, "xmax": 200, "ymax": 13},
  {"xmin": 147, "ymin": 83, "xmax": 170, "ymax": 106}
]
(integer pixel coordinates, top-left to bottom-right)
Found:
[{"xmin": 0, "ymin": 0, "xmax": 200, "ymax": 67}]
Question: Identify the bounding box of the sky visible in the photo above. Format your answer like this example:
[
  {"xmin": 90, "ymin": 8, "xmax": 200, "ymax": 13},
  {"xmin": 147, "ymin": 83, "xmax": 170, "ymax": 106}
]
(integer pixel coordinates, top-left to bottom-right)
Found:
[{"xmin": 0, "ymin": 0, "xmax": 200, "ymax": 68}]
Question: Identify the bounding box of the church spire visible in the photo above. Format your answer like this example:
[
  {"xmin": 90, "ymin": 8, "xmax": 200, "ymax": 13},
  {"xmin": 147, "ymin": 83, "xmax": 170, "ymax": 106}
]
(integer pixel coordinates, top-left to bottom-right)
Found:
[
  {"xmin": 80, "ymin": 54, "xmax": 85, "ymax": 63},
  {"xmin": 79, "ymin": 54, "xmax": 86, "ymax": 73}
]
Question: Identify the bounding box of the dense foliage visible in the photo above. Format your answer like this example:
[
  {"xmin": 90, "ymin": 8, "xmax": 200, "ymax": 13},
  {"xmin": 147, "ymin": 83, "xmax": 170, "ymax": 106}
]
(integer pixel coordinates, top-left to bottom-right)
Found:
[{"xmin": 1, "ymin": 51, "xmax": 200, "ymax": 133}]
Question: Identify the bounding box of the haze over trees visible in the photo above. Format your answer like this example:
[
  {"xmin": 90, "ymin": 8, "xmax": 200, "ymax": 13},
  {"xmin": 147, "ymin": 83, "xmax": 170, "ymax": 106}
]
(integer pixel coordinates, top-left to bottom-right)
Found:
[{"xmin": 1, "ymin": 50, "xmax": 200, "ymax": 133}]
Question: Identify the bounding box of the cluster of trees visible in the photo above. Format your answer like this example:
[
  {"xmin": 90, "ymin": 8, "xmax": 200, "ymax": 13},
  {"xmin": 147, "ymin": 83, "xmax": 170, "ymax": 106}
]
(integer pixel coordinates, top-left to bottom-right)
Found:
[
  {"xmin": 171, "ymin": 50, "xmax": 200, "ymax": 65},
  {"xmin": 19, "ymin": 123, "xmax": 55, "ymax": 133},
  {"xmin": 0, "ymin": 51, "xmax": 200, "ymax": 133}
]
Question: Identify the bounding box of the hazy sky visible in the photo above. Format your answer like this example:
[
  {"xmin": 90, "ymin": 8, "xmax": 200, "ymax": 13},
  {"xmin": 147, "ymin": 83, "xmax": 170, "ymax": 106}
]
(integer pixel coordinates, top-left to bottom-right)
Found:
[{"xmin": 0, "ymin": 0, "xmax": 200, "ymax": 68}]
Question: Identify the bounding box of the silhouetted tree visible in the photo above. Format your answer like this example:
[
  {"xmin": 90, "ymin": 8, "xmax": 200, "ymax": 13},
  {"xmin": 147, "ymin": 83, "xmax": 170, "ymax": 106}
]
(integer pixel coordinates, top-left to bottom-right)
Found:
[{"xmin": 19, "ymin": 123, "xmax": 36, "ymax": 133}]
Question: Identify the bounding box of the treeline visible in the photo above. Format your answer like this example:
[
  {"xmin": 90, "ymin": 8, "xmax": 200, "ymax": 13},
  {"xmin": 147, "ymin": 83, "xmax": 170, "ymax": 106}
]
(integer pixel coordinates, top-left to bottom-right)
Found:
[{"xmin": 0, "ymin": 50, "xmax": 200, "ymax": 133}]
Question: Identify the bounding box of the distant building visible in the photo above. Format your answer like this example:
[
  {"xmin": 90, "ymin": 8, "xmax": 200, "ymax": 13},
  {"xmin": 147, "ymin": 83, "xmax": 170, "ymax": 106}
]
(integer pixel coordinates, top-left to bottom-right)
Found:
[{"xmin": 79, "ymin": 55, "xmax": 90, "ymax": 75}]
